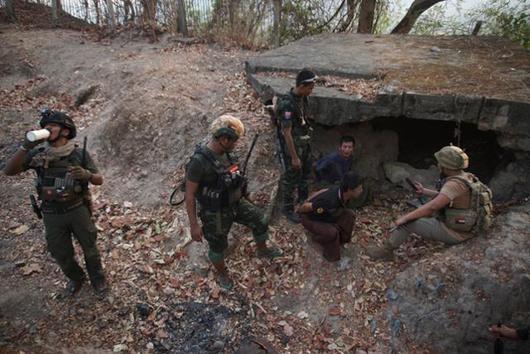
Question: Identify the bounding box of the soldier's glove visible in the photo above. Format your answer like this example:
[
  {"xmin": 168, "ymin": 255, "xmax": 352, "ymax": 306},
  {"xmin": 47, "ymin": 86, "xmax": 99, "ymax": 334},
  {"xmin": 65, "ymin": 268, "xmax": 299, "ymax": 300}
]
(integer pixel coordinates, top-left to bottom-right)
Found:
[
  {"xmin": 69, "ymin": 166, "xmax": 92, "ymax": 181},
  {"xmin": 22, "ymin": 134, "xmax": 41, "ymax": 150}
]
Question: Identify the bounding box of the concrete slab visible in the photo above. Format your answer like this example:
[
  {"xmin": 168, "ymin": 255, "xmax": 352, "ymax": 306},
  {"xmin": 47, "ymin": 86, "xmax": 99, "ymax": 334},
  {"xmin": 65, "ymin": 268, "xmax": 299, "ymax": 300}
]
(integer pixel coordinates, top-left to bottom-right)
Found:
[{"xmin": 246, "ymin": 33, "xmax": 530, "ymax": 151}]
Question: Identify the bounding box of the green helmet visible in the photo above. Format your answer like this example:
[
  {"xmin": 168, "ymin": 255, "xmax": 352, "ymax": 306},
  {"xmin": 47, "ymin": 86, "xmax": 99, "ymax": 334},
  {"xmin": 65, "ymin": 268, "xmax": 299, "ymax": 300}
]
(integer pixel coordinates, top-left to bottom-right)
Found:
[
  {"xmin": 434, "ymin": 145, "xmax": 469, "ymax": 170},
  {"xmin": 39, "ymin": 109, "xmax": 77, "ymax": 139}
]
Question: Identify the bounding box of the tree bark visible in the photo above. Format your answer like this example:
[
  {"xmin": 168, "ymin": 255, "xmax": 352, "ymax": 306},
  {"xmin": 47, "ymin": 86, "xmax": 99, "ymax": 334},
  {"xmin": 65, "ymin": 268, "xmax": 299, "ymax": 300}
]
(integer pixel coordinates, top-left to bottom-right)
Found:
[
  {"xmin": 338, "ymin": 0, "xmax": 358, "ymax": 32},
  {"xmin": 272, "ymin": 0, "xmax": 282, "ymax": 47},
  {"xmin": 6, "ymin": 0, "xmax": 17, "ymax": 22},
  {"xmin": 51, "ymin": 0, "xmax": 59, "ymax": 26},
  {"xmin": 391, "ymin": 0, "xmax": 444, "ymax": 34},
  {"xmin": 177, "ymin": 0, "xmax": 188, "ymax": 36},
  {"xmin": 106, "ymin": 0, "xmax": 116, "ymax": 31},
  {"xmin": 357, "ymin": 0, "xmax": 376, "ymax": 33},
  {"xmin": 472, "ymin": 21, "xmax": 482, "ymax": 35},
  {"xmin": 94, "ymin": 0, "xmax": 101, "ymax": 25}
]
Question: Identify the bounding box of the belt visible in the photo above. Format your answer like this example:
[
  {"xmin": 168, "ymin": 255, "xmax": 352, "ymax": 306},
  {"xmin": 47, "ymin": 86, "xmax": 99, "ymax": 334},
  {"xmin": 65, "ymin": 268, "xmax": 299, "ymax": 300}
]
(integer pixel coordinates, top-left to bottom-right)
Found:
[{"xmin": 41, "ymin": 199, "xmax": 84, "ymax": 214}]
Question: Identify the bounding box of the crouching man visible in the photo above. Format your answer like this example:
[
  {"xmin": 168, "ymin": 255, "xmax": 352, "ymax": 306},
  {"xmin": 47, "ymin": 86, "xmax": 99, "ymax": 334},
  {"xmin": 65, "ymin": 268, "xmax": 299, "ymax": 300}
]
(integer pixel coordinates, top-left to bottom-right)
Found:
[{"xmin": 296, "ymin": 172, "xmax": 363, "ymax": 262}]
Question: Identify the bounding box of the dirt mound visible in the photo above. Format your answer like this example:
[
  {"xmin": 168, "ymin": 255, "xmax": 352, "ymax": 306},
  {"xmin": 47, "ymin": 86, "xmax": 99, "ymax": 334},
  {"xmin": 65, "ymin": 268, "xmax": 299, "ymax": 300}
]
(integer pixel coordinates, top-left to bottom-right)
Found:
[{"xmin": 0, "ymin": 0, "xmax": 94, "ymax": 30}]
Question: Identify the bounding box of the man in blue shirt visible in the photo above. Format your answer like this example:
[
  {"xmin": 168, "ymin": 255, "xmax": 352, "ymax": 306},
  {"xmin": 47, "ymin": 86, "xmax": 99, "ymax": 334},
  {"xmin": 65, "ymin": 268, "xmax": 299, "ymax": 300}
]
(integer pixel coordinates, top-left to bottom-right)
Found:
[{"xmin": 314, "ymin": 135, "xmax": 370, "ymax": 208}]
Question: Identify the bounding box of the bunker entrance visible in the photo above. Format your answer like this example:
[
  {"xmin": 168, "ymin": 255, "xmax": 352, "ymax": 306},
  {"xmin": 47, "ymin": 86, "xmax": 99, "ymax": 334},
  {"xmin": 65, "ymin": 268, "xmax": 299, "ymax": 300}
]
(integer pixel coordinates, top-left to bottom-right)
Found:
[{"xmin": 371, "ymin": 117, "xmax": 514, "ymax": 183}]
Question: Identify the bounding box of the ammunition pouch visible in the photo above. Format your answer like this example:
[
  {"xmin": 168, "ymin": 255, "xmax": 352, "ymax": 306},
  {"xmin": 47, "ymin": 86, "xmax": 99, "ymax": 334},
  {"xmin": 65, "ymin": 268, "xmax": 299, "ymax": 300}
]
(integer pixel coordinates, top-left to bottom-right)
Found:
[{"xmin": 442, "ymin": 208, "xmax": 478, "ymax": 233}]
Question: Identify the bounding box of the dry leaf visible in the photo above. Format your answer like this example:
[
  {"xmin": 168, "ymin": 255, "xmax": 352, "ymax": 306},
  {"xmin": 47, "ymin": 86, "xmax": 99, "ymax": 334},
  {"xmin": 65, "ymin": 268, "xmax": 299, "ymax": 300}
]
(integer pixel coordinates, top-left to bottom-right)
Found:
[{"xmin": 11, "ymin": 224, "xmax": 29, "ymax": 235}]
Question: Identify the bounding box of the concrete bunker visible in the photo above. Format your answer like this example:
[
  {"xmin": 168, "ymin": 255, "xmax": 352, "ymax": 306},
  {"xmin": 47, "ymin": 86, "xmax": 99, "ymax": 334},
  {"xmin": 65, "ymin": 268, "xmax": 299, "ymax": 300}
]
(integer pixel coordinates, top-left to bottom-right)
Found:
[{"xmin": 246, "ymin": 34, "xmax": 530, "ymax": 202}]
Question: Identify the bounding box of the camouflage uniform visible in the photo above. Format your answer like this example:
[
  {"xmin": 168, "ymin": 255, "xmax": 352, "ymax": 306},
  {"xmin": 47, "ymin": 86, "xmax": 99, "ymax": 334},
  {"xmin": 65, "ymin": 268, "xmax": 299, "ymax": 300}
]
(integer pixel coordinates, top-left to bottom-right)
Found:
[
  {"xmin": 186, "ymin": 145, "xmax": 269, "ymax": 262},
  {"xmin": 276, "ymin": 89, "xmax": 313, "ymax": 211},
  {"xmin": 23, "ymin": 146, "xmax": 105, "ymax": 285}
]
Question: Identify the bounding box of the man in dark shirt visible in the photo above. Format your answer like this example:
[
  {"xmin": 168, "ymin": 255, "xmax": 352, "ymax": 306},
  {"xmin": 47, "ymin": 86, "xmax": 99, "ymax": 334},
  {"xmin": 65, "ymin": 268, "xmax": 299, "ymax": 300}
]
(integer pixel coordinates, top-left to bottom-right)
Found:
[
  {"xmin": 296, "ymin": 172, "xmax": 363, "ymax": 261},
  {"xmin": 314, "ymin": 135, "xmax": 370, "ymax": 209},
  {"xmin": 315, "ymin": 135, "xmax": 355, "ymax": 185}
]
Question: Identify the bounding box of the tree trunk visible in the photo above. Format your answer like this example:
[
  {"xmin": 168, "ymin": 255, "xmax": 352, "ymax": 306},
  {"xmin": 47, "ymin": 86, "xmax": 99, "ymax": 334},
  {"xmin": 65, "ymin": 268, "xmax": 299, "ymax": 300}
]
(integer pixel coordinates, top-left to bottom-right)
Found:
[
  {"xmin": 338, "ymin": 0, "xmax": 358, "ymax": 32},
  {"xmin": 391, "ymin": 0, "xmax": 444, "ymax": 34},
  {"xmin": 272, "ymin": 0, "xmax": 281, "ymax": 47},
  {"xmin": 472, "ymin": 21, "xmax": 482, "ymax": 35},
  {"xmin": 357, "ymin": 0, "xmax": 376, "ymax": 33},
  {"xmin": 177, "ymin": 0, "xmax": 188, "ymax": 36},
  {"xmin": 106, "ymin": 0, "xmax": 116, "ymax": 31},
  {"xmin": 124, "ymin": 0, "xmax": 135, "ymax": 23},
  {"xmin": 94, "ymin": 0, "xmax": 101, "ymax": 25},
  {"xmin": 51, "ymin": 0, "xmax": 59, "ymax": 26},
  {"xmin": 6, "ymin": 0, "xmax": 17, "ymax": 22}
]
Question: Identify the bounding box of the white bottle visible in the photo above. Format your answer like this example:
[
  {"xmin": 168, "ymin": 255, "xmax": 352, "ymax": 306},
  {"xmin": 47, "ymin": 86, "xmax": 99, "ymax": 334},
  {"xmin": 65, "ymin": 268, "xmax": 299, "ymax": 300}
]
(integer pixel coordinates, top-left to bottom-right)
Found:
[{"xmin": 26, "ymin": 129, "xmax": 50, "ymax": 142}]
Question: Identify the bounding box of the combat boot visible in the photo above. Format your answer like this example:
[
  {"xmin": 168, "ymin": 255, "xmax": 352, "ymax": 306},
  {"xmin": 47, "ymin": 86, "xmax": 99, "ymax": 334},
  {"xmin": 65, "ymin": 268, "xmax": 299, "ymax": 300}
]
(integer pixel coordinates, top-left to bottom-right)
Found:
[
  {"xmin": 366, "ymin": 242, "xmax": 395, "ymax": 261},
  {"xmin": 282, "ymin": 209, "xmax": 300, "ymax": 224},
  {"xmin": 66, "ymin": 276, "xmax": 85, "ymax": 296},
  {"xmin": 257, "ymin": 245, "xmax": 283, "ymax": 260},
  {"xmin": 91, "ymin": 277, "xmax": 108, "ymax": 295}
]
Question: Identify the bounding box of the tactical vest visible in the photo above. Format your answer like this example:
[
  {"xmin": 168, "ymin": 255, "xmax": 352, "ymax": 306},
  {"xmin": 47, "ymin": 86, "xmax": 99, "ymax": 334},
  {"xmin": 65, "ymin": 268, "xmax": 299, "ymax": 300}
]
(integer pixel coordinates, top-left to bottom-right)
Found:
[
  {"xmin": 34, "ymin": 149, "xmax": 87, "ymax": 204},
  {"xmin": 273, "ymin": 91, "xmax": 312, "ymax": 145},
  {"xmin": 191, "ymin": 146, "xmax": 245, "ymax": 211},
  {"xmin": 441, "ymin": 173, "xmax": 493, "ymax": 234}
]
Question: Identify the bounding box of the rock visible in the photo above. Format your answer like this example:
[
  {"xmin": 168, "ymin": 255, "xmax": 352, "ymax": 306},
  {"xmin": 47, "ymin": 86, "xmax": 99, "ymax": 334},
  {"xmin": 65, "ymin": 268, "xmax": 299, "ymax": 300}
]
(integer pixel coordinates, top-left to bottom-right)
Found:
[
  {"xmin": 210, "ymin": 340, "xmax": 224, "ymax": 352},
  {"xmin": 383, "ymin": 162, "xmax": 438, "ymax": 190},
  {"xmin": 430, "ymin": 46, "xmax": 441, "ymax": 53},
  {"xmin": 489, "ymin": 157, "xmax": 530, "ymax": 202}
]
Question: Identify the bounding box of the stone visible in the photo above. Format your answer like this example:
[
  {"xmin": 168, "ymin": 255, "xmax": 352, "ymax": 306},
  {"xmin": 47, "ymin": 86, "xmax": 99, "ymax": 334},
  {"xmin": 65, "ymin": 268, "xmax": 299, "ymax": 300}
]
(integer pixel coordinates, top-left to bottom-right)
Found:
[
  {"xmin": 489, "ymin": 158, "xmax": 530, "ymax": 202},
  {"xmin": 383, "ymin": 162, "xmax": 438, "ymax": 190}
]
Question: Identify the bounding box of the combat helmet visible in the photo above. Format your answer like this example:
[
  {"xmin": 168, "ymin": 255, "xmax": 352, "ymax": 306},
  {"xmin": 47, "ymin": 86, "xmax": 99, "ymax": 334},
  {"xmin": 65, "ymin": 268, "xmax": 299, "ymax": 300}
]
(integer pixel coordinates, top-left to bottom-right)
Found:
[
  {"xmin": 39, "ymin": 109, "xmax": 77, "ymax": 139},
  {"xmin": 210, "ymin": 114, "xmax": 245, "ymax": 140},
  {"xmin": 434, "ymin": 145, "xmax": 469, "ymax": 170}
]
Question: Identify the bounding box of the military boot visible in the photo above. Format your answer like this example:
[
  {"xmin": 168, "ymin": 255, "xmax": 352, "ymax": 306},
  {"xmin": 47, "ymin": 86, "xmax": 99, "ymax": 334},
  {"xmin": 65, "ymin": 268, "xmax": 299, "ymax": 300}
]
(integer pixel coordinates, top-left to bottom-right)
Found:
[
  {"xmin": 66, "ymin": 276, "xmax": 85, "ymax": 296},
  {"xmin": 366, "ymin": 242, "xmax": 395, "ymax": 261},
  {"xmin": 92, "ymin": 277, "xmax": 108, "ymax": 295},
  {"xmin": 282, "ymin": 208, "xmax": 300, "ymax": 224}
]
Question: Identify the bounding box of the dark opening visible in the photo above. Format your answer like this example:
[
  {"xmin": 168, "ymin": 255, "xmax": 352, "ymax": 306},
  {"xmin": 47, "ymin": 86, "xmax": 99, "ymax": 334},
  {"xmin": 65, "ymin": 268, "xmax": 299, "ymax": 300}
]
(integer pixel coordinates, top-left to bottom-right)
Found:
[{"xmin": 372, "ymin": 117, "xmax": 514, "ymax": 183}]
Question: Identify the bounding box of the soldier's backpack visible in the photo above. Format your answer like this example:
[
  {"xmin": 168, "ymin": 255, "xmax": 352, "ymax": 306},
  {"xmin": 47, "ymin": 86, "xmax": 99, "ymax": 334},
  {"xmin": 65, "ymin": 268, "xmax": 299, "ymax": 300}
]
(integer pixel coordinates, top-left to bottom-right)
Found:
[{"xmin": 443, "ymin": 173, "xmax": 493, "ymax": 234}]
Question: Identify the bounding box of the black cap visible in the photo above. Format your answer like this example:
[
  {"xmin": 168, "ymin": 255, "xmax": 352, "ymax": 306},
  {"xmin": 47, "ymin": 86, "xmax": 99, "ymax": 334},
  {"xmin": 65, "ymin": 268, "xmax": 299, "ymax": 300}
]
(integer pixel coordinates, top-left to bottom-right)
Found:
[{"xmin": 296, "ymin": 69, "xmax": 316, "ymax": 86}]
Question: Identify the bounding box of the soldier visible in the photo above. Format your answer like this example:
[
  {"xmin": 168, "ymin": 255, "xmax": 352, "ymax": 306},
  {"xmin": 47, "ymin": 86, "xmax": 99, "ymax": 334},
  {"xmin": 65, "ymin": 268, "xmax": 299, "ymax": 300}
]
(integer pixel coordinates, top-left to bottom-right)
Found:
[
  {"xmin": 296, "ymin": 172, "xmax": 363, "ymax": 262},
  {"xmin": 185, "ymin": 114, "xmax": 282, "ymax": 290},
  {"xmin": 3, "ymin": 109, "xmax": 107, "ymax": 295},
  {"xmin": 276, "ymin": 69, "xmax": 316, "ymax": 223},
  {"xmin": 367, "ymin": 145, "xmax": 493, "ymax": 261}
]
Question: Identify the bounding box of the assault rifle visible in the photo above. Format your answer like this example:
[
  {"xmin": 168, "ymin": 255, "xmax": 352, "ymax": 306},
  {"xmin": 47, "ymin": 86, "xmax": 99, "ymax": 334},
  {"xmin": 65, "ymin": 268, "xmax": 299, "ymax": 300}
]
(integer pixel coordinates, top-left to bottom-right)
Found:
[
  {"xmin": 241, "ymin": 134, "xmax": 259, "ymax": 198},
  {"xmin": 80, "ymin": 136, "xmax": 94, "ymax": 215}
]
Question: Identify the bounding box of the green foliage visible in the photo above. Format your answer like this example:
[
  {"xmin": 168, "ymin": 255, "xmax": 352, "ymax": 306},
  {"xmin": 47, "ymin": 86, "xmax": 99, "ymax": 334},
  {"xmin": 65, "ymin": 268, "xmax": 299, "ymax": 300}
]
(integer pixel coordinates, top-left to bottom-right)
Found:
[
  {"xmin": 486, "ymin": 9, "xmax": 530, "ymax": 49},
  {"xmin": 279, "ymin": 0, "xmax": 334, "ymax": 43}
]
